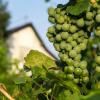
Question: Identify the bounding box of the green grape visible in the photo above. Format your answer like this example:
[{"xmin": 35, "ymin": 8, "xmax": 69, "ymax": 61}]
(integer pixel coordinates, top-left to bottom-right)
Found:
[
  {"xmin": 78, "ymin": 30, "xmax": 84, "ymax": 36},
  {"xmin": 79, "ymin": 43, "xmax": 87, "ymax": 50},
  {"xmin": 60, "ymin": 10, "xmax": 66, "ymax": 16},
  {"xmin": 65, "ymin": 44, "xmax": 72, "ymax": 51},
  {"xmin": 60, "ymin": 41, "xmax": 67, "ymax": 49},
  {"xmin": 48, "ymin": 16, "xmax": 55, "ymax": 23},
  {"xmin": 96, "ymin": 14, "xmax": 100, "ymax": 23},
  {"xmin": 55, "ymin": 8, "xmax": 61, "ymax": 14},
  {"xmin": 95, "ymin": 29, "xmax": 100, "ymax": 36},
  {"xmin": 49, "ymin": 37, "xmax": 55, "ymax": 42},
  {"xmin": 95, "ymin": 66, "xmax": 100, "ymax": 73},
  {"xmin": 67, "ymin": 36, "xmax": 73, "ymax": 42},
  {"xmin": 54, "ymin": 43, "xmax": 60, "ymax": 51},
  {"xmin": 66, "ymin": 74, "xmax": 74, "ymax": 80},
  {"xmin": 74, "ymin": 68, "xmax": 82, "ymax": 76},
  {"xmin": 62, "ymin": 23, "xmax": 70, "ymax": 31},
  {"xmin": 97, "ymin": 9, "xmax": 100, "ymax": 14},
  {"xmin": 60, "ymin": 54, "xmax": 68, "ymax": 62},
  {"xmin": 74, "ymin": 61, "xmax": 80, "ymax": 68},
  {"xmin": 46, "ymin": 32, "xmax": 53, "ymax": 38},
  {"xmin": 64, "ymin": 66, "xmax": 68, "ymax": 73},
  {"xmin": 77, "ymin": 38, "xmax": 83, "ymax": 43},
  {"xmin": 82, "ymin": 77, "xmax": 89, "ymax": 83},
  {"xmin": 95, "ymin": 56, "xmax": 100, "ymax": 65},
  {"xmin": 80, "ymin": 60, "xmax": 87, "ymax": 69},
  {"xmin": 73, "ymin": 78, "xmax": 79, "ymax": 84},
  {"xmin": 69, "ymin": 50, "xmax": 77, "ymax": 58},
  {"xmin": 56, "ymin": 15, "xmax": 65, "ymax": 24},
  {"xmin": 55, "ymin": 34, "xmax": 62, "ymax": 42},
  {"xmin": 76, "ymin": 18, "xmax": 85, "ymax": 27},
  {"xmin": 74, "ymin": 54, "xmax": 82, "ymax": 61},
  {"xmin": 72, "ymin": 33, "xmax": 79, "ymax": 40},
  {"xmin": 86, "ymin": 12, "xmax": 93, "ymax": 20},
  {"xmin": 55, "ymin": 14, "xmax": 60, "ymax": 20},
  {"xmin": 61, "ymin": 32, "xmax": 69, "ymax": 40},
  {"xmin": 97, "ymin": 26, "xmax": 100, "ymax": 30},
  {"xmin": 48, "ymin": 26, "xmax": 55, "ymax": 34},
  {"xmin": 69, "ymin": 25, "xmax": 78, "ymax": 33},
  {"xmin": 70, "ymin": 41, "xmax": 77, "ymax": 47},
  {"xmin": 66, "ymin": 58, "xmax": 74, "ymax": 66},
  {"xmin": 67, "ymin": 66, "xmax": 74, "ymax": 73},
  {"xmin": 74, "ymin": 46, "xmax": 81, "ymax": 53},
  {"xmin": 82, "ymin": 69, "xmax": 89, "ymax": 77},
  {"xmin": 56, "ymin": 24, "xmax": 62, "ymax": 31},
  {"xmin": 48, "ymin": 7, "xmax": 55, "ymax": 17},
  {"xmin": 85, "ymin": 20, "xmax": 94, "ymax": 26}
]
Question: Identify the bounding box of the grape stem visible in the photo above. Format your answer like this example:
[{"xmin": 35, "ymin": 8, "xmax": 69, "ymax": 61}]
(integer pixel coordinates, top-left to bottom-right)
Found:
[{"xmin": 0, "ymin": 84, "xmax": 15, "ymax": 100}]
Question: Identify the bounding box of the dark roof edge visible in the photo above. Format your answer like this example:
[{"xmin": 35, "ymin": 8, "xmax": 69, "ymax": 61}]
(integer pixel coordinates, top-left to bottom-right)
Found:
[{"xmin": 5, "ymin": 23, "xmax": 57, "ymax": 60}]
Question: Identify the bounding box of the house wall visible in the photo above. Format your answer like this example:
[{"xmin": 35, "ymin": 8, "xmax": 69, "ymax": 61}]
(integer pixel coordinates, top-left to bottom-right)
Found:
[{"xmin": 6, "ymin": 26, "xmax": 54, "ymax": 64}]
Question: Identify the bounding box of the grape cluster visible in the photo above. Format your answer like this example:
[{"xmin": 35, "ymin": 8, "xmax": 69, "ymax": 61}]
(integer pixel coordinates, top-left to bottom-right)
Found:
[{"xmin": 46, "ymin": 5, "xmax": 90, "ymax": 84}]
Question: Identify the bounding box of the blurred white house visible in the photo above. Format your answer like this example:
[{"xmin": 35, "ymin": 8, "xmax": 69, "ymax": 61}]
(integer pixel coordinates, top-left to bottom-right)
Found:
[{"xmin": 5, "ymin": 23, "xmax": 55, "ymax": 74}]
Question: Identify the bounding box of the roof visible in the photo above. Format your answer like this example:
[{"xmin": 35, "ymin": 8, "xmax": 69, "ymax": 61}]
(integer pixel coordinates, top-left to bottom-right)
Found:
[{"xmin": 5, "ymin": 23, "xmax": 57, "ymax": 60}]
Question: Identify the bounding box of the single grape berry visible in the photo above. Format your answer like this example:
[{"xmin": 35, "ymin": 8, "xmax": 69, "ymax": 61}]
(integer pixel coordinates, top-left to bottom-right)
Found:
[
  {"xmin": 66, "ymin": 58, "xmax": 74, "ymax": 66},
  {"xmin": 54, "ymin": 43, "xmax": 60, "ymax": 51},
  {"xmin": 76, "ymin": 18, "xmax": 84, "ymax": 27},
  {"xmin": 64, "ymin": 66, "xmax": 68, "ymax": 73},
  {"xmin": 95, "ymin": 29, "xmax": 100, "ymax": 36},
  {"xmin": 67, "ymin": 66, "xmax": 74, "ymax": 73},
  {"xmin": 67, "ymin": 36, "xmax": 73, "ymax": 42},
  {"xmin": 56, "ymin": 24, "xmax": 62, "ymax": 31},
  {"xmin": 96, "ymin": 14, "xmax": 100, "ymax": 23},
  {"xmin": 55, "ymin": 34, "xmax": 62, "ymax": 42},
  {"xmin": 72, "ymin": 33, "xmax": 79, "ymax": 40},
  {"xmin": 60, "ymin": 41, "xmax": 67, "ymax": 49},
  {"xmin": 48, "ymin": 26, "xmax": 55, "ymax": 34},
  {"xmin": 74, "ymin": 61, "xmax": 79, "ymax": 68},
  {"xmin": 95, "ymin": 56, "xmax": 100, "ymax": 65},
  {"xmin": 48, "ymin": 17, "xmax": 55, "ymax": 23},
  {"xmin": 74, "ymin": 46, "xmax": 81, "ymax": 53},
  {"xmin": 69, "ymin": 50, "xmax": 77, "ymax": 58},
  {"xmin": 55, "ymin": 8, "xmax": 61, "ymax": 14},
  {"xmin": 56, "ymin": 15, "xmax": 65, "ymax": 24},
  {"xmin": 86, "ymin": 12, "xmax": 93, "ymax": 20},
  {"xmin": 66, "ymin": 74, "xmax": 74, "ymax": 80},
  {"xmin": 46, "ymin": 32, "xmax": 53, "ymax": 38},
  {"xmin": 60, "ymin": 54, "xmax": 68, "ymax": 62},
  {"xmin": 73, "ymin": 78, "xmax": 79, "ymax": 84},
  {"xmin": 48, "ymin": 7, "xmax": 55, "ymax": 17},
  {"xmin": 80, "ymin": 60, "xmax": 87, "ymax": 69},
  {"xmin": 62, "ymin": 23, "xmax": 70, "ymax": 31},
  {"xmin": 74, "ymin": 68, "xmax": 82, "ymax": 76},
  {"xmin": 82, "ymin": 77, "xmax": 89, "ymax": 83},
  {"xmin": 49, "ymin": 37, "xmax": 55, "ymax": 42},
  {"xmin": 74, "ymin": 54, "xmax": 81, "ymax": 61},
  {"xmin": 65, "ymin": 44, "xmax": 72, "ymax": 51},
  {"xmin": 61, "ymin": 32, "xmax": 69, "ymax": 40},
  {"xmin": 69, "ymin": 25, "xmax": 78, "ymax": 33},
  {"xmin": 79, "ymin": 43, "xmax": 87, "ymax": 50},
  {"xmin": 82, "ymin": 69, "xmax": 89, "ymax": 77},
  {"xmin": 95, "ymin": 66, "xmax": 100, "ymax": 73},
  {"xmin": 70, "ymin": 41, "xmax": 77, "ymax": 47}
]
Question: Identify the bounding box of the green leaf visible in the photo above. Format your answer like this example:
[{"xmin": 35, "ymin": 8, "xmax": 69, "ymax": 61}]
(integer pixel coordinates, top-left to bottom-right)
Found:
[
  {"xmin": 66, "ymin": 0, "xmax": 89, "ymax": 16},
  {"xmin": 81, "ymin": 90, "xmax": 100, "ymax": 100},
  {"xmin": 31, "ymin": 66, "xmax": 46, "ymax": 78},
  {"xmin": 24, "ymin": 50, "xmax": 57, "ymax": 68},
  {"xmin": 13, "ymin": 76, "xmax": 27, "ymax": 84}
]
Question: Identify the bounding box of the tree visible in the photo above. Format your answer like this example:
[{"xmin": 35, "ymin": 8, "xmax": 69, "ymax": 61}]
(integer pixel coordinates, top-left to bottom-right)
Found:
[{"xmin": 0, "ymin": 0, "xmax": 10, "ymax": 39}]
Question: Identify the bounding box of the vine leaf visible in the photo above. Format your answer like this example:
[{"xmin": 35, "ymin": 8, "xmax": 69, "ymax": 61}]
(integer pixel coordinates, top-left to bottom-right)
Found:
[
  {"xmin": 66, "ymin": 0, "xmax": 89, "ymax": 16},
  {"xmin": 24, "ymin": 50, "xmax": 57, "ymax": 68}
]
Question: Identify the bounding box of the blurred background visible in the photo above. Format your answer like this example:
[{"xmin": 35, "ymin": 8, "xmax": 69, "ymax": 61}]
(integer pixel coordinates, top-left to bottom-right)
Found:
[{"xmin": 0, "ymin": 0, "xmax": 70, "ymax": 76}]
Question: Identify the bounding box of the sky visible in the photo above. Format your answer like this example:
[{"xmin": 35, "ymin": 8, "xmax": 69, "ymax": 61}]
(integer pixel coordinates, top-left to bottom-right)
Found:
[{"xmin": 3, "ymin": 0, "xmax": 69, "ymax": 58}]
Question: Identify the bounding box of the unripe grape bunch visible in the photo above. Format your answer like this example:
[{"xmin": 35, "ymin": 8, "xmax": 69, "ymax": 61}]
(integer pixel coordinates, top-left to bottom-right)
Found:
[{"xmin": 46, "ymin": 0, "xmax": 100, "ymax": 85}]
